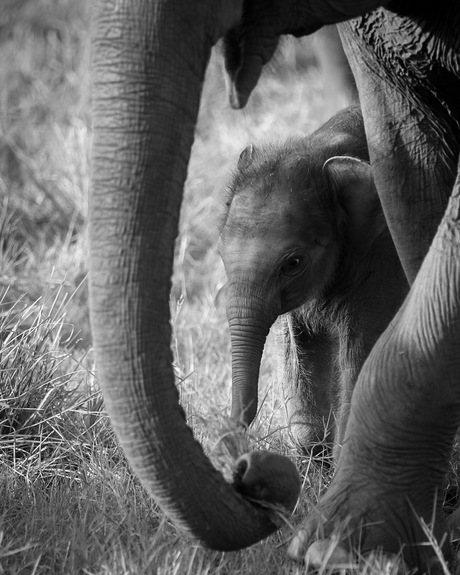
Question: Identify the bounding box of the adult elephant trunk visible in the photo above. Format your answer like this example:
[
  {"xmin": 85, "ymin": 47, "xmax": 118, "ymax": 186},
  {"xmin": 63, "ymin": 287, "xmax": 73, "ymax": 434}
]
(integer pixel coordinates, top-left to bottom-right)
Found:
[
  {"xmin": 228, "ymin": 287, "xmax": 279, "ymax": 426},
  {"xmin": 89, "ymin": 0, "xmax": 285, "ymax": 550}
]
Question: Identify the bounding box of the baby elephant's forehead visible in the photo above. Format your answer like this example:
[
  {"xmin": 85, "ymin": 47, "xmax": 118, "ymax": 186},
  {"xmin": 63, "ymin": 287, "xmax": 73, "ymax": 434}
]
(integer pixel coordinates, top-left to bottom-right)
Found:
[
  {"xmin": 227, "ymin": 182, "xmax": 316, "ymax": 238},
  {"xmin": 222, "ymin": 147, "xmax": 328, "ymax": 237},
  {"xmin": 232, "ymin": 178, "xmax": 301, "ymax": 212},
  {"xmin": 234, "ymin": 163, "xmax": 316, "ymax": 211}
]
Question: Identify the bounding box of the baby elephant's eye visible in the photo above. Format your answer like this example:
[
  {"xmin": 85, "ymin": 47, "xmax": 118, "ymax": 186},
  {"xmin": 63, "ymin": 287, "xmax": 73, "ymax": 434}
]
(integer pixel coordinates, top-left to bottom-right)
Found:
[{"xmin": 281, "ymin": 256, "xmax": 304, "ymax": 276}]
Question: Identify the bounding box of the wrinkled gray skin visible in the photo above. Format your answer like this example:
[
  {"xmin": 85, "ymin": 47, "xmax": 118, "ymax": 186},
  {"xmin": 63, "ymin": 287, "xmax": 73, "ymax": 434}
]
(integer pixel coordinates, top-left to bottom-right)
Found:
[
  {"xmin": 220, "ymin": 106, "xmax": 408, "ymax": 459},
  {"xmin": 90, "ymin": 0, "xmax": 460, "ymax": 570}
]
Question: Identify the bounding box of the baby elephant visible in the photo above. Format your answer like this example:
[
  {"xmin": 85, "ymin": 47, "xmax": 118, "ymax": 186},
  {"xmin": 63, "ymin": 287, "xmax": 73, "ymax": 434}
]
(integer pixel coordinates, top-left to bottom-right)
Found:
[{"xmin": 219, "ymin": 106, "xmax": 409, "ymax": 459}]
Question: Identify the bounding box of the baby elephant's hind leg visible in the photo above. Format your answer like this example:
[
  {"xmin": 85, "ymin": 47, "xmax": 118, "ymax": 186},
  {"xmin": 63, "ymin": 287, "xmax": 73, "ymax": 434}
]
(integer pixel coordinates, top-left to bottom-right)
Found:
[{"xmin": 276, "ymin": 315, "xmax": 339, "ymax": 460}]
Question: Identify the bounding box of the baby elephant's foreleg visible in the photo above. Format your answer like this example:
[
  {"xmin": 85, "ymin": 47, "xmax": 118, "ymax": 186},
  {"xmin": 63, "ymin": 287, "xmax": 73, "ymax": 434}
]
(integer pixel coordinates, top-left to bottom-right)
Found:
[{"xmin": 277, "ymin": 315, "xmax": 339, "ymax": 460}]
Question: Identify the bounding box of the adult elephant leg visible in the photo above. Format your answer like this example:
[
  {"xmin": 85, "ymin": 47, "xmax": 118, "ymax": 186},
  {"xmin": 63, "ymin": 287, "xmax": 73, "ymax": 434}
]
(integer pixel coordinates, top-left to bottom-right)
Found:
[
  {"xmin": 289, "ymin": 159, "xmax": 460, "ymax": 570},
  {"xmin": 90, "ymin": 0, "xmax": 299, "ymax": 550},
  {"xmin": 340, "ymin": 12, "xmax": 460, "ymax": 283},
  {"xmin": 288, "ymin": 13, "xmax": 460, "ymax": 569}
]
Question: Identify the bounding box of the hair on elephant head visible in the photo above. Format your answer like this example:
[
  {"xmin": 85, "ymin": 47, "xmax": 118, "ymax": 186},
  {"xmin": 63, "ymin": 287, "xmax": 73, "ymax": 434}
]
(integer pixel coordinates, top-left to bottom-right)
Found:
[{"xmin": 219, "ymin": 106, "xmax": 409, "ymax": 458}]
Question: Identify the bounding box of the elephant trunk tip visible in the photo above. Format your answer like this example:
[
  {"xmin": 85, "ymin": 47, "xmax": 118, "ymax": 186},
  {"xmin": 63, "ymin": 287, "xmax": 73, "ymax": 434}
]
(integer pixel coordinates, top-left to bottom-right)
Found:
[
  {"xmin": 229, "ymin": 82, "xmax": 245, "ymax": 110},
  {"xmin": 233, "ymin": 451, "xmax": 301, "ymax": 515},
  {"xmin": 231, "ymin": 398, "xmax": 257, "ymax": 428}
]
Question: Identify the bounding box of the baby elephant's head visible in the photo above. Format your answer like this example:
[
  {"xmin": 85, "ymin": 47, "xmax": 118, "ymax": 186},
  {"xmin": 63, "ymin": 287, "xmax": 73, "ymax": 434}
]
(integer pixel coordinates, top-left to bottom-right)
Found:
[{"xmin": 219, "ymin": 111, "xmax": 385, "ymax": 427}]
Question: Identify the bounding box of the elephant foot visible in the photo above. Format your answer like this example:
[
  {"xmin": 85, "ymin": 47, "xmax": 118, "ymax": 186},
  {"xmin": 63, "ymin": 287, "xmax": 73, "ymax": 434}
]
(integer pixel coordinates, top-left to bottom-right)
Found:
[
  {"xmin": 288, "ymin": 416, "xmax": 335, "ymax": 466},
  {"xmin": 287, "ymin": 462, "xmax": 452, "ymax": 572}
]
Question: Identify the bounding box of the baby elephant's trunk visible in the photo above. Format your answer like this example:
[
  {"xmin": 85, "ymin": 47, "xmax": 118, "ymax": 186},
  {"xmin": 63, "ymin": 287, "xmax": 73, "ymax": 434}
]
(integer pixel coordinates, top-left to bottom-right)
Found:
[{"xmin": 227, "ymin": 290, "xmax": 278, "ymax": 426}]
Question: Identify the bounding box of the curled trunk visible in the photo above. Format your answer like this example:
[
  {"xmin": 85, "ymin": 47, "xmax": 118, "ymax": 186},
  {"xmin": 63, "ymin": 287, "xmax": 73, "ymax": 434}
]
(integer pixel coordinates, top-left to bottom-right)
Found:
[{"xmin": 89, "ymin": 0, "xmax": 287, "ymax": 550}]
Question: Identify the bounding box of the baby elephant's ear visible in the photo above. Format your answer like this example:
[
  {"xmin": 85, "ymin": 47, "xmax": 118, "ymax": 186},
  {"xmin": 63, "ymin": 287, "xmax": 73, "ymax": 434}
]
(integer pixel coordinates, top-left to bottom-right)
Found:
[
  {"xmin": 323, "ymin": 155, "xmax": 387, "ymax": 249},
  {"xmin": 238, "ymin": 144, "xmax": 256, "ymax": 171}
]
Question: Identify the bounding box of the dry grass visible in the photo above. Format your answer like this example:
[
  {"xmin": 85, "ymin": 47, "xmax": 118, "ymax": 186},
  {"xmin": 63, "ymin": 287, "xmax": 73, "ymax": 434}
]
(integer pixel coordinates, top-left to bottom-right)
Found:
[{"xmin": 0, "ymin": 1, "xmax": 453, "ymax": 574}]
